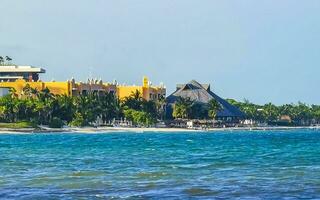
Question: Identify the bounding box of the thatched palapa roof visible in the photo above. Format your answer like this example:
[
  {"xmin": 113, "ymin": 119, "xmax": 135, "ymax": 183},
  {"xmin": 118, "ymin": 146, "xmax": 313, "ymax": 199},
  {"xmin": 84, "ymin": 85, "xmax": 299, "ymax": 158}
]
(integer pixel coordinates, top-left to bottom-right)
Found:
[{"xmin": 166, "ymin": 80, "xmax": 244, "ymax": 118}]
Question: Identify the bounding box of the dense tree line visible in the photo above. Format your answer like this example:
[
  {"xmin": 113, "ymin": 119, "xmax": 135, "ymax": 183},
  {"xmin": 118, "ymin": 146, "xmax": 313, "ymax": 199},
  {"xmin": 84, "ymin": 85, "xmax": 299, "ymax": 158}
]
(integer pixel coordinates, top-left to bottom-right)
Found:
[
  {"xmin": 0, "ymin": 85, "xmax": 165, "ymax": 128},
  {"xmin": 170, "ymin": 96, "xmax": 320, "ymax": 126},
  {"xmin": 227, "ymin": 99, "xmax": 320, "ymax": 125},
  {"xmin": 2, "ymin": 84, "xmax": 318, "ymax": 127}
]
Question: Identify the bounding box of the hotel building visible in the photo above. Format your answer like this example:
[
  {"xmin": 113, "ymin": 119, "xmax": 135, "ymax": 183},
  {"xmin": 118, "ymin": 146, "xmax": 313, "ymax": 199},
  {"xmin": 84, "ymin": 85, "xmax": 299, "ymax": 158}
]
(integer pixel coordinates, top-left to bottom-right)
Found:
[{"xmin": 0, "ymin": 65, "xmax": 166, "ymax": 100}]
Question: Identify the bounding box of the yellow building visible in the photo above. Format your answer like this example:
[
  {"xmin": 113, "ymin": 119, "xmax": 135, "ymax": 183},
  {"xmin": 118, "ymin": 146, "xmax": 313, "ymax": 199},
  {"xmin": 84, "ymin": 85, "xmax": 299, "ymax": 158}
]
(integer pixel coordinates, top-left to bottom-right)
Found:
[
  {"xmin": 0, "ymin": 79, "xmax": 71, "ymax": 96},
  {"xmin": 70, "ymin": 78, "xmax": 117, "ymax": 96},
  {"xmin": 0, "ymin": 65, "xmax": 166, "ymax": 101},
  {"xmin": 117, "ymin": 77, "xmax": 166, "ymax": 101}
]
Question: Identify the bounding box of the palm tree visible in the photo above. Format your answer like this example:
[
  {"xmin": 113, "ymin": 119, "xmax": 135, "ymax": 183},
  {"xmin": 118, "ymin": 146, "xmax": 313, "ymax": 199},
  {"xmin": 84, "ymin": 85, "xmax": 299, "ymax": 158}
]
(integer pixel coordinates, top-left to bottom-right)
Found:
[
  {"xmin": 9, "ymin": 88, "xmax": 18, "ymax": 98},
  {"xmin": 122, "ymin": 90, "xmax": 143, "ymax": 110},
  {"xmin": 208, "ymin": 98, "xmax": 222, "ymax": 119},
  {"xmin": 56, "ymin": 94, "xmax": 75, "ymax": 123},
  {"xmin": 0, "ymin": 95, "xmax": 17, "ymax": 122},
  {"xmin": 295, "ymin": 102, "xmax": 312, "ymax": 125},
  {"xmin": 155, "ymin": 95, "xmax": 166, "ymax": 120},
  {"xmin": 5, "ymin": 56, "xmax": 12, "ymax": 63},
  {"xmin": 88, "ymin": 93, "xmax": 103, "ymax": 124},
  {"xmin": 22, "ymin": 84, "xmax": 34, "ymax": 98},
  {"xmin": 263, "ymin": 103, "xmax": 279, "ymax": 122},
  {"xmin": 0, "ymin": 56, "xmax": 3, "ymax": 65},
  {"xmin": 74, "ymin": 95, "xmax": 99, "ymax": 125},
  {"xmin": 37, "ymin": 87, "xmax": 53, "ymax": 101},
  {"xmin": 311, "ymin": 105, "xmax": 320, "ymax": 124},
  {"xmin": 172, "ymin": 97, "xmax": 194, "ymax": 119},
  {"xmin": 100, "ymin": 92, "xmax": 121, "ymax": 124},
  {"xmin": 24, "ymin": 98, "xmax": 36, "ymax": 121},
  {"xmin": 30, "ymin": 87, "xmax": 55, "ymax": 124},
  {"xmin": 34, "ymin": 100, "xmax": 45, "ymax": 124},
  {"xmin": 141, "ymin": 99, "xmax": 156, "ymax": 116}
]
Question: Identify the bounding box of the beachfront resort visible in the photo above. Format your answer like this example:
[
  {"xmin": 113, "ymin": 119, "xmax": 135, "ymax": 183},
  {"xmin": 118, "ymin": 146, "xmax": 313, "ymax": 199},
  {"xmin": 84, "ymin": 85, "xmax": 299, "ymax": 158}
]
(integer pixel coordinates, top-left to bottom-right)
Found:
[
  {"xmin": 0, "ymin": 65, "xmax": 165, "ymax": 101},
  {"xmin": 0, "ymin": 59, "xmax": 319, "ymax": 130},
  {"xmin": 0, "ymin": 59, "xmax": 246, "ymax": 128}
]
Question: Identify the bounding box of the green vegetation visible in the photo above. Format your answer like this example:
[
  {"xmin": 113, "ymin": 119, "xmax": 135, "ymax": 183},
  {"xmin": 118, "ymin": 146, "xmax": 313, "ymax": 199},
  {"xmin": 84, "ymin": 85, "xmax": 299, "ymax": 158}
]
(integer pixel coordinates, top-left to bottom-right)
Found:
[
  {"xmin": 0, "ymin": 121, "xmax": 37, "ymax": 129},
  {"xmin": 123, "ymin": 109, "xmax": 156, "ymax": 127},
  {"xmin": 69, "ymin": 112, "xmax": 85, "ymax": 127},
  {"xmin": 208, "ymin": 99, "xmax": 222, "ymax": 119},
  {"xmin": 172, "ymin": 97, "xmax": 194, "ymax": 119},
  {"xmin": 121, "ymin": 90, "xmax": 159, "ymax": 126},
  {"xmin": 0, "ymin": 56, "xmax": 13, "ymax": 66},
  {"xmin": 170, "ymin": 96, "xmax": 320, "ymax": 126},
  {"xmin": 1, "ymin": 83, "xmax": 318, "ymax": 128},
  {"xmin": 172, "ymin": 97, "xmax": 223, "ymax": 120},
  {"xmin": 227, "ymin": 99, "xmax": 320, "ymax": 126},
  {"xmin": 49, "ymin": 117, "xmax": 64, "ymax": 128},
  {"xmin": 0, "ymin": 85, "xmax": 164, "ymax": 128}
]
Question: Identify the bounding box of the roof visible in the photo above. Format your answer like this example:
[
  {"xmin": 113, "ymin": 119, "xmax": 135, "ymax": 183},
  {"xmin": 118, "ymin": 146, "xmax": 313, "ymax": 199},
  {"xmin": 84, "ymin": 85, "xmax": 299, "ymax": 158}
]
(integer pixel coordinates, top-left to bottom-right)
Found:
[
  {"xmin": 0, "ymin": 65, "xmax": 45, "ymax": 73},
  {"xmin": 166, "ymin": 80, "xmax": 244, "ymax": 118}
]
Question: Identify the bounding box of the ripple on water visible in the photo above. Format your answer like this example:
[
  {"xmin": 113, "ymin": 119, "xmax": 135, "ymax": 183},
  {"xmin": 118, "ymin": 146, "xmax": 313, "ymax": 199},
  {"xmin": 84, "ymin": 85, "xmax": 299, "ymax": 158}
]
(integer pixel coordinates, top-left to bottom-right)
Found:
[
  {"xmin": 0, "ymin": 130, "xmax": 320, "ymax": 199},
  {"xmin": 183, "ymin": 187, "xmax": 220, "ymax": 197},
  {"xmin": 136, "ymin": 171, "xmax": 169, "ymax": 179},
  {"xmin": 70, "ymin": 170, "xmax": 106, "ymax": 177}
]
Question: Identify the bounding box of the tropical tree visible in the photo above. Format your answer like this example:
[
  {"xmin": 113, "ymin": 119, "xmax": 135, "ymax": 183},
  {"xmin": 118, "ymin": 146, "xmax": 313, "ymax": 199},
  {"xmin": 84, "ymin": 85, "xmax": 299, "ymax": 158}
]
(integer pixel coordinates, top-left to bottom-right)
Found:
[
  {"xmin": 0, "ymin": 85, "xmax": 161, "ymax": 127},
  {"xmin": 123, "ymin": 109, "xmax": 155, "ymax": 127},
  {"xmin": 0, "ymin": 84, "xmax": 319, "ymax": 127},
  {"xmin": 262, "ymin": 103, "xmax": 279, "ymax": 122},
  {"xmin": 56, "ymin": 94, "xmax": 75, "ymax": 122},
  {"xmin": 208, "ymin": 98, "xmax": 222, "ymax": 119},
  {"xmin": 295, "ymin": 102, "xmax": 312, "ymax": 125},
  {"xmin": 9, "ymin": 87, "xmax": 18, "ymax": 98},
  {"xmin": 141, "ymin": 99, "xmax": 157, "ymax": 118},
  {"xmin": 74, "ymin": 95, "xmax": 96, "ymax": 125},
  {"xmin": 99, "ymin": 92, "xmax": 121, "ymax": 124},
  {"xmin": 5, "ymin": 56, "xmax": 12, "ymax": 63},
  {"xmin": 311, "ymin": 105, "xmax": 320, "ymax": 124},
  {"xmin": 155, "ymin": 95, "xmax": 166, "ymax": 120},
  {"xmin": 121, "ymin": 90, "xmax": 143, "ymax": 110},
  {"xmin": 0, "ymin": 95, "xmax": 17, "ymax": 122},
  {"xmin": 120, "ymin": 90, "xmax": 159, "ymax": 126},
  {"xmin": 69, "ymin": 112, "xmax": 85, "ymax": 127},
  {"xmin": 172, "ymin": 97, "xmax": 194, "ymax": 119}
]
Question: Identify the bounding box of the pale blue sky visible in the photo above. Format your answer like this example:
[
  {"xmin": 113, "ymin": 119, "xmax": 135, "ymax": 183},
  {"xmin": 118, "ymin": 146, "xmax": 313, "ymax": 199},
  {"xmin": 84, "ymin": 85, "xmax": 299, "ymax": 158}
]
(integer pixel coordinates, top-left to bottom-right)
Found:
[{"xmin": 1, "ymin": 0, "xmax": 320, "ymax": 104}]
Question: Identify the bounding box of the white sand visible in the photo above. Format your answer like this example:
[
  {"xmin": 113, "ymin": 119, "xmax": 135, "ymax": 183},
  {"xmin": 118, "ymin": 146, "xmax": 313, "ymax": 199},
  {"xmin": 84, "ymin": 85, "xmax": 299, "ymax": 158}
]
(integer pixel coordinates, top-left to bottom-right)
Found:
[{"xmin": 0, "ymin": 126, "xmax": 318, "ymax": 134}]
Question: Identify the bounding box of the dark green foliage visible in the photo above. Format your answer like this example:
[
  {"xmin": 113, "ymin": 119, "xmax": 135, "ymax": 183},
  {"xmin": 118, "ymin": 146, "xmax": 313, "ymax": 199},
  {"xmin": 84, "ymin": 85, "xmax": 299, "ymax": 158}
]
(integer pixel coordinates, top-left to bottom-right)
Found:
[
  {"xmin": 0, "ymin": 55, "xmax": 12, "ymax": 65},
  {"xmin": 226, "ymin": 99, "xmax": 320, "ymax": 125},
  {"xmin": 121, "ymin": 90, "xmax": 160, "ymax": 127},
  {"xmin": 172, "ymin": 97, "xmax": 194, "ymax": 119},
  {"xmin": 69, "ymin": 112, "xmax": 85, "ymax": 127},
  {"xmin": 0, "ymin": 87, "xmax": 161, "ymax": 127},
  {"xmin": 172, "ymin": 97, "xmax": 221, "ymax": 120},
  {"xmin": 208, "ymin": 99, "xmax": 222, "ymax": 119},
  {"xmin": 121, "ymin": 90, "xmax": 143, "ymax": 110},
  {"xmin": 123, "ymin": 109, "xmax": 155, "ymax": 127},
  {"xmin": 190, "ymin": 103, "xmax": 208, "ymax": 119},
  {"xmin": 49, "ymin": 117, "xmax": 64, "ymax": 128}
]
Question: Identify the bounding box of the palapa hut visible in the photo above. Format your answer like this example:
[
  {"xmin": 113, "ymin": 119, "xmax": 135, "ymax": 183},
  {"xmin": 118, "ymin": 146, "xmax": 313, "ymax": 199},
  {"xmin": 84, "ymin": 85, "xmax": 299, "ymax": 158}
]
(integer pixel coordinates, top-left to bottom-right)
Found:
[{"xmin": 166, "ymin": 80, "xmax": 244, "ymax": 121}]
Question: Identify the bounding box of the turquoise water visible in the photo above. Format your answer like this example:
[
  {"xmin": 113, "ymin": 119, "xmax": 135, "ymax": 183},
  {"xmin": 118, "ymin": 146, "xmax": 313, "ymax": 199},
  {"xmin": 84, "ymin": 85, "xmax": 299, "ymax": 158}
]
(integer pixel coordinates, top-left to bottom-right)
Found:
[{"xmin": 0, "ymin": 130, "xmax": 320, "ymax": 199}]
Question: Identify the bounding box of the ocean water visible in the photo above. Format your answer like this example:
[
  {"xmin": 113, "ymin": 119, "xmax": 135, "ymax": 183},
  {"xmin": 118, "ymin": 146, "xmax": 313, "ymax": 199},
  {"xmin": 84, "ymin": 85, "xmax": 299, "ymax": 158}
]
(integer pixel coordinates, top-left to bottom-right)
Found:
[{"xmin": 0, "ymin": 130, "xmax": 320, "ymax": 199}]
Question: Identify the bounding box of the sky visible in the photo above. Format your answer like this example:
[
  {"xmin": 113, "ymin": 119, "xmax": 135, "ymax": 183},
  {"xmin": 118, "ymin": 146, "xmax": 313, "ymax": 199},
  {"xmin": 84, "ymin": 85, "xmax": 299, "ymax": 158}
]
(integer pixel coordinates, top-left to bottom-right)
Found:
[{"xmin": 0, "ymin": 0, "xmax": 320, "ymax": 105}]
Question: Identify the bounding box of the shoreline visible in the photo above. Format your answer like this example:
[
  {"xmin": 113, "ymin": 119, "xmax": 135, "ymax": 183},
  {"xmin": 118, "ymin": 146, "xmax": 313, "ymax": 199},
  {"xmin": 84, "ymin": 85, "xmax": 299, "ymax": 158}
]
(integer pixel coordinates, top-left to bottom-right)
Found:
[{"xmin": 0, "ymin": 126, "xmax": 319, "ymax": 134}]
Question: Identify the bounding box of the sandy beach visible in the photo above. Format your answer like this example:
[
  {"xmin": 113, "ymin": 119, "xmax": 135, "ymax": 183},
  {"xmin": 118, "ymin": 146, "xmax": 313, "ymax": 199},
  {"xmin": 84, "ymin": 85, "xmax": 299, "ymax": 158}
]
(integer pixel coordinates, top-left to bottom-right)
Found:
[{"xmin": 0, "ymin": 126, "xmax": 318, "ymax": 134}]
